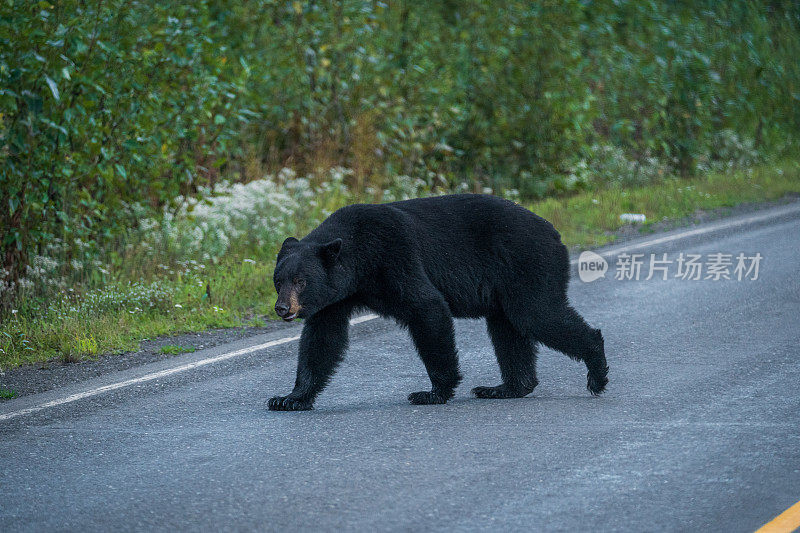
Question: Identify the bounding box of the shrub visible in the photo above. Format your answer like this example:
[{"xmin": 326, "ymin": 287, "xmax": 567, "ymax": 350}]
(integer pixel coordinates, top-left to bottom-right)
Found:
[{"xmin": 2, "ymin": 0, "xmax": 799, "ymax": 311}]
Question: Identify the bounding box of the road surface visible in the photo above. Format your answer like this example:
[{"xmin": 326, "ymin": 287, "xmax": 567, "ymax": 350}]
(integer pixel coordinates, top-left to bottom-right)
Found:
[{"xmin": 1, "ymin": 203, "xmax": 799, "ymax": 532}]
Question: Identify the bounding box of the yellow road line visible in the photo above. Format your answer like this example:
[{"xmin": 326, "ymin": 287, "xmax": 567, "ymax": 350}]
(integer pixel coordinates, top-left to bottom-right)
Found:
[{"xmin": 756, "ymin": 500, "xmax": 800, "ymax": 533}]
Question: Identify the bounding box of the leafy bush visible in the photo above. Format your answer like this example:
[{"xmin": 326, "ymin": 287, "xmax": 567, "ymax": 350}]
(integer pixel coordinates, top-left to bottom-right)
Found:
[
  {"xmin": 566, "ymin": 144, "xmax": 668, "ymax": 190},
  {"xmin": 704, "ymin": 130, "xmax": 762, "ymax": 171},
  {"xmin": 2, "ymin": 0, "xmax": 799, "ymax": 311},
  {"xmin": 127, "ymin": 167, "xmax": 449, "ymax": 269},
  {"xmin": 132, "ymin": 168, "xmax": 347, "ymax": 266},
  {"xmin": 1, "ymin": 0, "xmax": 246, "ymax": 306}
]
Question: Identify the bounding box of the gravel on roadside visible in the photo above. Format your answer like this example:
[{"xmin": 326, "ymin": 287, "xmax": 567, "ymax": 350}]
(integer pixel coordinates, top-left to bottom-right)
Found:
[{"xmin": 0, "ymin": 321, "xmax": 293, "ymax": 400}]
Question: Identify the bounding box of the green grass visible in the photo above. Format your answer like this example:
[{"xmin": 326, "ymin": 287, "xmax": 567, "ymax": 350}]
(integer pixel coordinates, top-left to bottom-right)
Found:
[
  {"xmin": 531, "ymin": 162, "xmax": 800, "ymax": 249},
  {"xmin": 1, "ymin": 161, "xmax": 798, "ymax": 370},
  {"xmin": 0, "ymin": 263, "xmax": 267, "ymax": 369},
  {"xmin": 159, "ymin": 345, "xmax": 196, "ymax": 355},
  {"xmin": 0, "ymin": 386, "xmax": 18, "ymax": 399}
]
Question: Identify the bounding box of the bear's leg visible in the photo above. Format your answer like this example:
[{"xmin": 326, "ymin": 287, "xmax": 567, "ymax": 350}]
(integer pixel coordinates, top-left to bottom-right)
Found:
[
  {"xmin": 472, "ymin": 314, "xmax": 538, "ymax": 399},
  {"xmin": 533, "ymin": 304, "xmax": 609, "ymax": 395},
  {"xmin": 404, "ymin": 297, "xmax": 462, "ymax": 406},
  {"xmin": 268, "ymin": 301, "xmax": 352, "ymax": 411}
]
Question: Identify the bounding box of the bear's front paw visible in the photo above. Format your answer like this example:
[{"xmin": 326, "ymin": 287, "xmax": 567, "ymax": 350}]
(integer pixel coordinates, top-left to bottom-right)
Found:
[
  {"xmin": 587, "ymin": 366, "xmax": 609, "ymax": 396},
  {"xmin": 407, "ymin": 390, "xmax": 447, "ymax": 405},
  {"xmin": 268, "ymin": 396, "xmax": 313, "ymax": 411}
]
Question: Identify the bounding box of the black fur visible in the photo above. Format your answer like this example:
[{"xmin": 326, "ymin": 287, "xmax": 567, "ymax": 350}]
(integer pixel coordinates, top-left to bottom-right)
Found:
[{"xmin": 268, "ymin": 194, "xmax": 608, "ymax": 411}]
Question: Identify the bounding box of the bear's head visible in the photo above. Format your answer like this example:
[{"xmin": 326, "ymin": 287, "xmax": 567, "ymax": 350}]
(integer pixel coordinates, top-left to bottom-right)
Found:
[{"xmin": 272, "ymin": 236, "xmax": 343, "ymax": 321}]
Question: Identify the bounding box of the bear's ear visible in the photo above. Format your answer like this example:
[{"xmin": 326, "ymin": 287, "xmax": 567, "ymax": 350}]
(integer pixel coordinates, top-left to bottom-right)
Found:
[
  {"xmin": 319, "ymin": 238, "xmax": 342, "ymax": 266},
  {"xmin": 282, "ymin": 236, "xmax": 299, "ymax": 248}
]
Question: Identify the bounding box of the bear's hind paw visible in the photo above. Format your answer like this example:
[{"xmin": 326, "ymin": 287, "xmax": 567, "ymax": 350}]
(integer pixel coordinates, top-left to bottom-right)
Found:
[
  {"xmin": 472, "ymin": 384, "xmax": 530, "ymax": 399},
  {"xmin": 407, "ymin": 390, "xmax": 448, "ymax": 405},
  {"xmin": 268, "ymin": 396, "xmax": 313, "ymax": 411}
]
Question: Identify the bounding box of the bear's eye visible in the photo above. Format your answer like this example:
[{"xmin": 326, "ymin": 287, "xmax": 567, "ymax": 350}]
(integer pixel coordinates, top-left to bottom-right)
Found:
[{"xmin": 294, "ymin": 277, "xmax": 306, "ymax": 290}]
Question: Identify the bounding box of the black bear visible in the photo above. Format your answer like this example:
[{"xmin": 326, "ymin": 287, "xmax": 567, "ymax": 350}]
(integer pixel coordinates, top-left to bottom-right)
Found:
[{"xmin": 268, "ymin": 194, "xmax": 608, "ymax": 411}]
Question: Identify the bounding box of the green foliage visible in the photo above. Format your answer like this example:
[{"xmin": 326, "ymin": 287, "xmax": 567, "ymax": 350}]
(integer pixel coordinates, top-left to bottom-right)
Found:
[
  {"xmin": 159, "ymin": 345, "xmax": 195, "ymax": 355},
  {"xmin": 65, "ymin": 332, "xmax": 98, "ymax": 363},
  {"xmin": 0, "ymin": 386, "xmax": 18, "ymax": 399},
  {"xmin": 1, "ymin": 0, "xmax": 799, "ymax": 311},
  {"xmin": 0, "ymin": 0, "xmax": 247, "ymax": 305}
]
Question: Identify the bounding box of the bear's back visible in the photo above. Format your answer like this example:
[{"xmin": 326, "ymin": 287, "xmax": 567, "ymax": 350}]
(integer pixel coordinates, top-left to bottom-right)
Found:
[{"xmin": 390, "ymin": 195, "xmax": 569, "ymax": 316}]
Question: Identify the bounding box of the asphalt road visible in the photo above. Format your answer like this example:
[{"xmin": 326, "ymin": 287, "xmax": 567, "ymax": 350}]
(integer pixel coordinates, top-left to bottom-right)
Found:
[{"xmin": 2, "ymin": 204, "xmax": 800, "ymax": 532}]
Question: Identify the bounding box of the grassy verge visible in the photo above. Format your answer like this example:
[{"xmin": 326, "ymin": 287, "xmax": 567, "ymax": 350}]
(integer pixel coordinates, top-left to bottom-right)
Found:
[
  {"xmin": 534, "ymin": 162, "xmax": 800, "ymax": 249},
  {"xmin": 159, "ymin": 345, "xmax": 197, "ymax": 355},
  {"xmin": 1, "ymin": 161, "xmax": 798, "ymax": 370}
]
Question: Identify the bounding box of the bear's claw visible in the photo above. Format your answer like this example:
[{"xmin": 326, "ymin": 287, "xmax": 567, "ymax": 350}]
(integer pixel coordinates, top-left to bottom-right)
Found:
[
  {"xmin": 586, "ymin": 366, "xmax": 609, "ymax": 396},
  {"xmin": 407, "ymin": 391, "xmax": 447, "ymax": 405},
  {"xmin": 268, "ymin": 396, "xmax": 313, "ymax": 411},
  {"xmin": 471, "ymin": 384, "xmax": 530, "ymax": 399}
]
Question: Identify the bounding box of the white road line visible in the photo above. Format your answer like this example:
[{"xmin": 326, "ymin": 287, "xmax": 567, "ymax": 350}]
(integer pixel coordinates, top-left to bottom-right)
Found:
[
  {"xmin": 0, "ymin": 314, "xmax": 379, "ymax": 422},
  {"xmin": 569, "ymin": 203, "xmax": 800, "ymax": 265},
  {"xmin": 350, "ymin": 313, "xmax": 380, "ymax": 325},
  {"xmin": 3, "ymin": 203, "xmax": 800, "ymax": 422}
]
